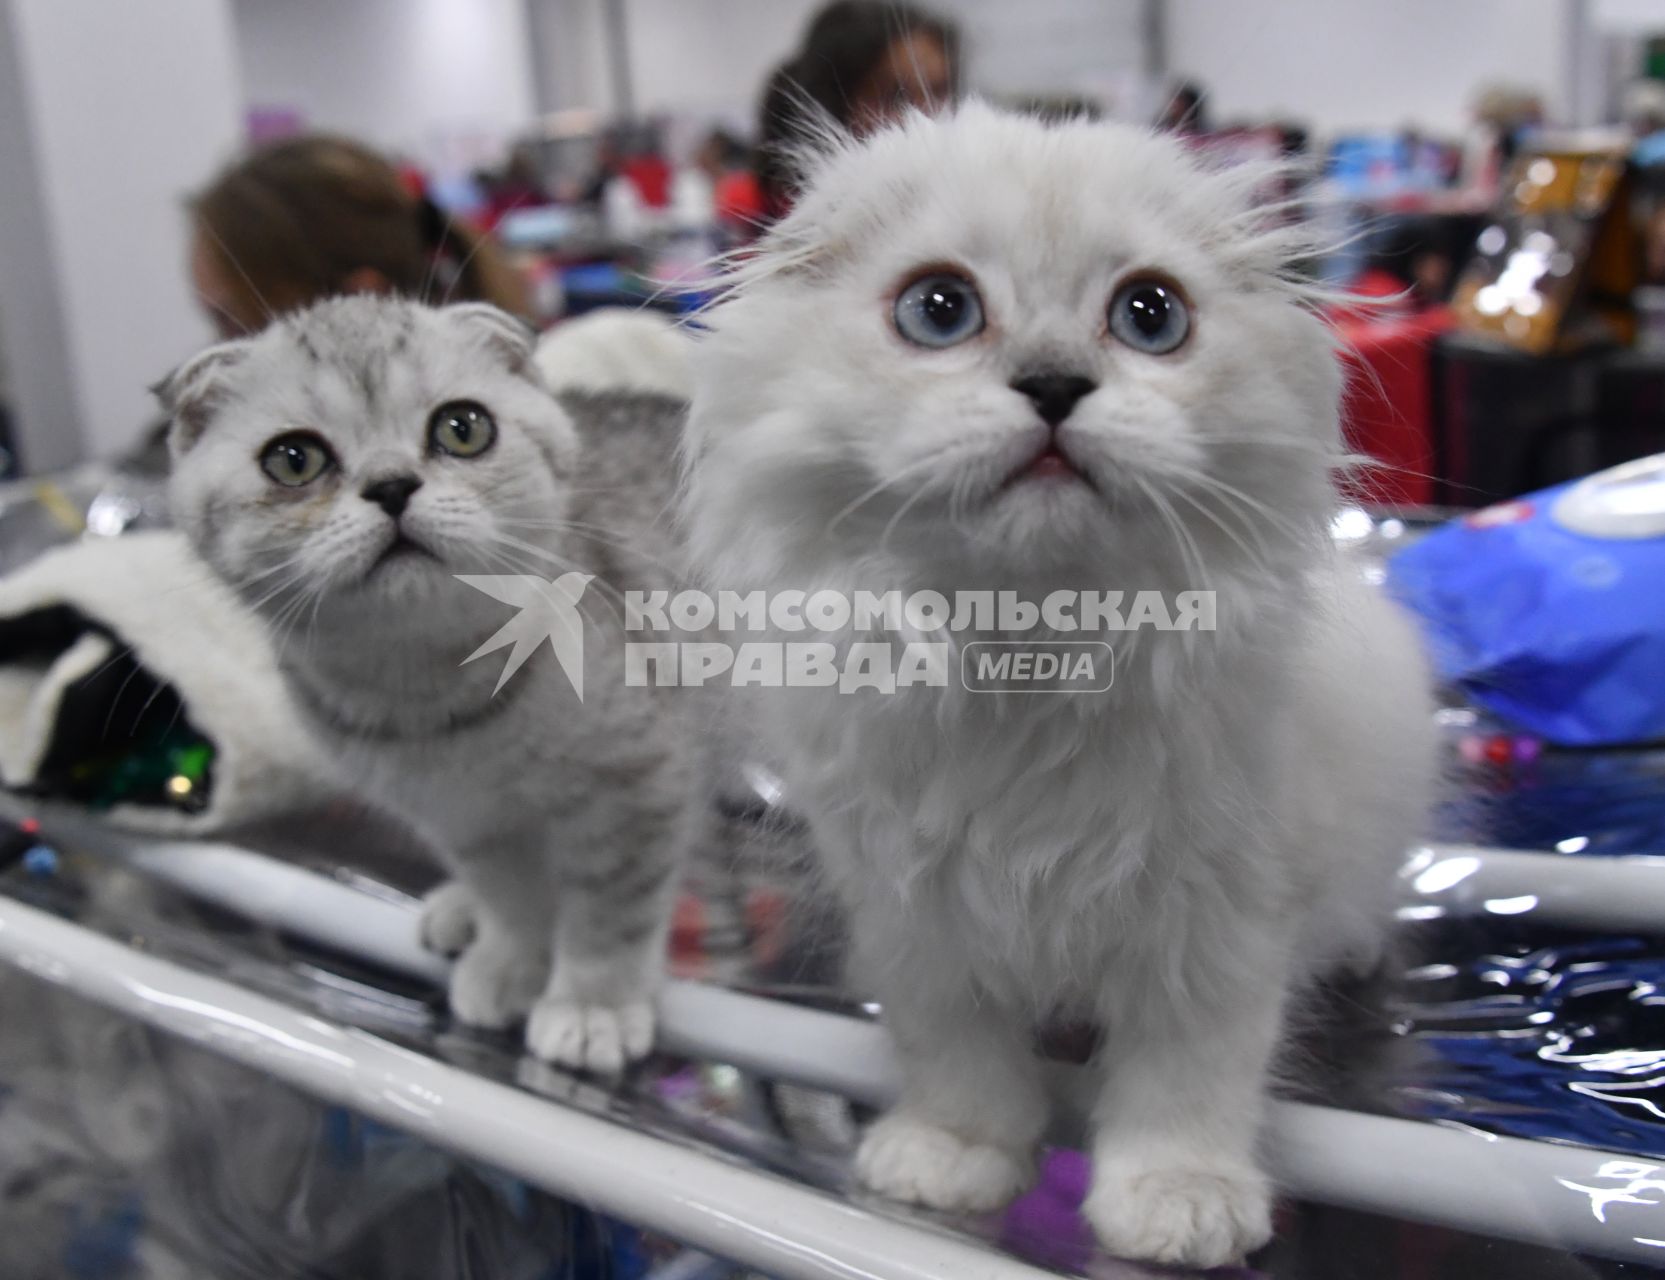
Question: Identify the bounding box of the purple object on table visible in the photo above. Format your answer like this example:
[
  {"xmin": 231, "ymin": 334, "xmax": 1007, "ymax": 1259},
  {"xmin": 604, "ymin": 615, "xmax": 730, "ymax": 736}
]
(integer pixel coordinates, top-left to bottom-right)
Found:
[
  {"xmin": 1001, "ymin": 1148, "xmax": 1095, "ymax": 1273},
  {"xmin": 1000, "ymin": 1148, "xmax": 1266, "ymax": 1277}
]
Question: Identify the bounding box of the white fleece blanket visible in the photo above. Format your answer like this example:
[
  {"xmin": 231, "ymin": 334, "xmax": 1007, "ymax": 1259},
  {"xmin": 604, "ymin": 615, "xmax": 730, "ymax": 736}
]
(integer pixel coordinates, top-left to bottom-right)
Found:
[{"xmin": 0, "ymin": 531, "xmax": 332, "ymax": 835}]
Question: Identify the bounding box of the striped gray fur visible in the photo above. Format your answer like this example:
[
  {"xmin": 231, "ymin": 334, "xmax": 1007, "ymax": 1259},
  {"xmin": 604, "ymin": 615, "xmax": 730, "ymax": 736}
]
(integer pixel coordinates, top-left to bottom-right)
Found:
[{"xmin": 162, "ymin": 297, "xmax": 707, "ymax": 1073}]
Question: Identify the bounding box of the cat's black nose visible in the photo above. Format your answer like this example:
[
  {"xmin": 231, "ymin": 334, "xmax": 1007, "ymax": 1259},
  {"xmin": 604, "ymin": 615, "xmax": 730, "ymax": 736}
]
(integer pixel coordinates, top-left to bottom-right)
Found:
[
  {"xmin": 361, "ymin": 474, "xmax": 423, "ymax": 517},
  {"xmin": 1010, "ymin": 373, "xmax": 1098, "ymax": 427}
]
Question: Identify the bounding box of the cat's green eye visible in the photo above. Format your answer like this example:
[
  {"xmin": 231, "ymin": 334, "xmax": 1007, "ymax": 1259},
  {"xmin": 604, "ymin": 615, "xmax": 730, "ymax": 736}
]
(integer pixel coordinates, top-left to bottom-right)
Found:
[
  {"xmin": 259, "ymin": 432, "xmax": 334, "ymax": 487},
  {"xmin": 429, "ymin": 400, "xmax": 497, "ymax": 458}
]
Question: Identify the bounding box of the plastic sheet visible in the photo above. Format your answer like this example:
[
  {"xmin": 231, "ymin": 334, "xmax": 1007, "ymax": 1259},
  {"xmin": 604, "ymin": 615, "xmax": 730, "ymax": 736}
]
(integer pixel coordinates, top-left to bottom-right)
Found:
[
  {"xmin": 4, "ymin": 501, "xmax": 1665, "ymax": 1276},
  {"xmin": 3, "ymin": 807, "xmax": 1665, "ymax": 1278},
  {"xmin": 0, "ymin": 873, "xmax": 656, "ymax": 1280},
  {"xmin": 1391, "ymin": 457, "xmax": 1665, "ymax": 747}
]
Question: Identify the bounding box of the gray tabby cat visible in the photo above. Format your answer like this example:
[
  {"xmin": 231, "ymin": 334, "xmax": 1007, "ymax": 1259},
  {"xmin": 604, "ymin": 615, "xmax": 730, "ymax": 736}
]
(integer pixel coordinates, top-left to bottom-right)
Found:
[{"xmin": 163, "ymin": 296, "xmax": 700, "ymax": 1072}]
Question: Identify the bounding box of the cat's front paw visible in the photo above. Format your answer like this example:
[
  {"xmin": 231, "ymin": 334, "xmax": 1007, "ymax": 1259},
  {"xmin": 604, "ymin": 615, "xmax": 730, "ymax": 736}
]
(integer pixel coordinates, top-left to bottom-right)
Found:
[
  {"xmin": 525, "ymin": 997, "xmax": 654, "ymax": 1074},
  {"xmin": 856, "ymin": 1111, "xmax": 1033, "ymax": 1213},
  {"xmin": 447, "ymin": 939, "xmax": 545, "ymax": 1030},
  {"xmin": 1083, "ymin": 1158, "xmax": 1272, "ymax": 1268},
  {"xmin": 419, "ymin": 881, "xmax": 477, "ymax": 958}
]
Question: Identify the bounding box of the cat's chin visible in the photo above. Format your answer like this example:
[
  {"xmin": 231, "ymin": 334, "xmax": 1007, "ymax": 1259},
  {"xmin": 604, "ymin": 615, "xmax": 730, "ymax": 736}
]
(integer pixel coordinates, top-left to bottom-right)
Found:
[
  {"xmin": 970, "ymin": 478, "xmax": 1115, "ymax": 566},
  {"xmin": 343, "ymin": 545, "xmax": 461, "ymax": 615},
  {"xmin": 369, "ymin": 532, "xmax": 441, "ymax": 573}
]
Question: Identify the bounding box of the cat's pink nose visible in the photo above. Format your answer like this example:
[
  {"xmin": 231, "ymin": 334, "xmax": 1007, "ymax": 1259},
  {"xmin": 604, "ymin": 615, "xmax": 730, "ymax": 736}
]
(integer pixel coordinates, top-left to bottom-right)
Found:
[
  {"xmin": 1010, "ymin": 373, "xmax": 1097, "ymax": 427},
  {"xmin": 361, "ymin": 474, "xmax": 423, "ymax": 517}
]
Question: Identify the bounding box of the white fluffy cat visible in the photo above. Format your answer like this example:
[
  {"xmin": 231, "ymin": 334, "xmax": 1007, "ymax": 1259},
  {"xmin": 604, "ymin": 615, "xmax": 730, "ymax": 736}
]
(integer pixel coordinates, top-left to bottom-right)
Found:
[
  {"xmin": 164, "ymin": 297, "xmax": 700, "ymax": 1073},
  {"xmin": 683, "ymin": 105, "xmax": 1435, "ymax": 1266}
]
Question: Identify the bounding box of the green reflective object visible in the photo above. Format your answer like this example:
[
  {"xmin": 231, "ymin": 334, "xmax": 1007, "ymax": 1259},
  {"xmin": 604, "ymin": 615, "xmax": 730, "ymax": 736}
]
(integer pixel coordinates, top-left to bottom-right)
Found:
[{"xmin": 70, "ymin": 721, "xmax": 216, "ymax": 814}]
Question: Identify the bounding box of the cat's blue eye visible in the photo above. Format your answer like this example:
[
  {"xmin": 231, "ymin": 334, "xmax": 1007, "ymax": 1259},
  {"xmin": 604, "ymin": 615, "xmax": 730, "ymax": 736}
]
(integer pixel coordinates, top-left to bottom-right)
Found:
[
  {"xmin": 429, "ymin": 400, "xmax": 497, "ymax": 458},
  {"xmin": 259, "ymin": 431, "xmax": 334, "ymax": 487},
  {"xmin": 893, "ymin": 272, "xmax": 985, "ymax": 349},
  {"xmin": 1108, "ymin": 277, "xmax": 1191, "ymax": 355}
]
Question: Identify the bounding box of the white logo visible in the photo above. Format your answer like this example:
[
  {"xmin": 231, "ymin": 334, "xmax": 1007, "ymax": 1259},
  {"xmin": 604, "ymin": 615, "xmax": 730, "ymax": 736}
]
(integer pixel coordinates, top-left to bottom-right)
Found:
[
  {"xmin": 961, "ymin": 641, "xmax": 1114, "ymax": 693},
  {"xmin": 455, "ymin": 573, "xmax": 593, "ymax": 698},
  {"xmin": 455, "ymin": 581, "xmax": 1213, "ymax": 696}
]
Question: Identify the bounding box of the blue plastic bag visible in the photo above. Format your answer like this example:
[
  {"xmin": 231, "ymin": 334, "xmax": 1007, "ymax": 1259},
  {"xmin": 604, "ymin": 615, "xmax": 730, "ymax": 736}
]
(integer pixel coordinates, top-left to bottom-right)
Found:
[{"xmin": 1390, "ymin": 455, "xmax": 1665, "ymax": 746}]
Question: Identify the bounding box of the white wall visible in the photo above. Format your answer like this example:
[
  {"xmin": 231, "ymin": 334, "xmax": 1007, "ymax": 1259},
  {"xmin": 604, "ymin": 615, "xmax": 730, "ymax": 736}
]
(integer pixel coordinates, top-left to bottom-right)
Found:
[
  {"xmin": 0, "ymin": 2, "xmax": 76, "ymax": 471},
  {"xmin": 1166, "ymin": 0, "xmax": 1569, "ymax": 136},
  {"xmin": 948, "ymin": 0, "xmax": 1144, "ymax": 108},
  {"xmin": 529, "ymin": 0, "xmax": 1147, "ymax": 129},
  {"xmin": 585, "ymin": 0, "xmax": 1661, "ymax": 143},
  {"xmin": 1594, "ymin": 0, "xmax": 1665, "ymax": 35},
  {"xmin": 620, "ymin": 0, "xmax": 819, "ymax": 120},
  {"xmin": 524, "ymin": 0, "xmax": 818, "ymax": 123},
  {"xmin": 231, "ymin": 0, "xmax": 538, "ymax": 176},
  {"xmin": 235, "ymin": 0, "xmax": 1665, "ymax": 152},
  {"xmin": 527, "ymin": 0, "xmax": 618, "ymax": 114},
  {"xmin": 0, "ymin": 0, "xmax": 244, "ymax": 466}
]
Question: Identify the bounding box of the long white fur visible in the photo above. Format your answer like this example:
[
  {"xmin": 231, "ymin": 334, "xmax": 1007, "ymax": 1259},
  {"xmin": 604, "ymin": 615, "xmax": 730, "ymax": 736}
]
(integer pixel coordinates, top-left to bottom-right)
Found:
[
  {"xmin": 682, "ymin": 104, "xmax": 1435, "ymax": 1267},
  {"xmin": 533, "ymin": 307, "xmax": 695, "ymax": 401}
]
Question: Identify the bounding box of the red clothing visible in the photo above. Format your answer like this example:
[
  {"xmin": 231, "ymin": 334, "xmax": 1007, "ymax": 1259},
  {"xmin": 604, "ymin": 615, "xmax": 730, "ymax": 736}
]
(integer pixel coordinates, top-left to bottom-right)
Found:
[
  {"xmin": 1330, "ymin": 303, "xmax": 1456, "ymax": 506},
  {"xmin": 482, "ymin": 185, "xmax": 547, "ymax": 230},
  {"xmin": 620, "ymin": 155, "xmax": 672, "ymax": 208},
  {"xmin": 714, "ymin": 169, "xmax": 766, "ymax": 229},
  {"xmin": 1350, "ymin": 268, "xmax": 1412, "ymax": 303}
]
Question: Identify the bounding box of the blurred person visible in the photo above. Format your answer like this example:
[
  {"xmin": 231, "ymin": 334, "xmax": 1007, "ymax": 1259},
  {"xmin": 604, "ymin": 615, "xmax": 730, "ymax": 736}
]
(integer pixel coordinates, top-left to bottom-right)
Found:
[
  {"xmin": 694, "ymin": 128, "xmax": 750, "ymax": 184},
  {"xmin": 1355, "ymin": 217, "xmax": 1462, "ymax": 309},
  {"xmin": 580, "ymin": 122, "xmax": 673, "ymax": 229},
  {"xmin": 1452, "ymin": 84, "xmax": 1546, "ymax": 211},
  {"xmin": 1156, "ymin": 80, "xmax": 1209, "ymax": 137},
  {"xmin": 1632, "ymin": 83, "xmax": 1665, "ymax": 284},
  {"xmin": 693, "ymin": 128, "xmax": 767, "ymax": 236},
  {"xmin": 580, "ymin": 126, "xmax": 625, "ymax": 206},
  {"xmin": 1645, "ymin": 204, "xmax": 1665, "ymax": 285},
  {"xmin": 1395, "ymin": 126, "xmax": 1449, "ymax": 189},
  {"xmin": 1276, "ymin": 122, "xmax": 1311, "ymax": 167},
  {"xmin": 621, "ymin": 149, "xmax": 673, "ymax": 211},
  {"xmin": 756, "ymin": 0, "xmax": 960, "ymax": 218},
  {"xmin": 190, "ymin": 134, "xmax": 530, "ymax": 339},
  {"xmin": 598, "ymin": 120, "xmax": 674, "ymax": 211},
  {"xmin": 1626, "ymin": 80, "xmax": 1665, "ymax": 177},
  {"xmin": 1624, "ymin": 78, "xmax": 1665, "ymax": 143},
  {"xmin": 1473, "ymin": 84, "xmax": 1544, "ymax": 167},
  {"xmin": 478, "ymin": 141, "xmax": 553, "ymax": 229},
  {"xmin": 109, "ymin": 135, "xmax": 531, "ymax": 477},
  {"xmin": 1268, "ymin": 121, "xmax": 1316, "ymax": 233}
]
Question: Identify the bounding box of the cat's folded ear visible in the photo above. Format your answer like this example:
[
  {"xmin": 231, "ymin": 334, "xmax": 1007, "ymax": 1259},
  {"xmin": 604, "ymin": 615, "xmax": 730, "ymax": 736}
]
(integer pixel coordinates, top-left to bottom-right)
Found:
[
  {"xmin": 441, "ymin": 303, "xmax": 538, "ymax": 377},
  {"xmin": 153, "ymin": 339, "xmax": 254, "ymax": 456}
]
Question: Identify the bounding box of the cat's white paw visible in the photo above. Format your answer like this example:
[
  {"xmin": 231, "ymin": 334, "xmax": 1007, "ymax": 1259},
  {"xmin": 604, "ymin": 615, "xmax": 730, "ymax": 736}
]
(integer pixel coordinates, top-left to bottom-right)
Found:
[
  {"xmin": 855, "ymin": 1111, "xmax": 1032, "ymax": 1213},
  {"xmin": 446, "ymin": 940, "xmax": 545, "ymax": 1030},
  {"xmin": 1083, "ymin": 1159, "xmax": 1272, "ymax": 1268},
  {"xmin": 525, "ymin": 997, "xmax": 654, "ymax": 1074},
  {"xmin": 418, "ymin": 882, "xmax": 477, "ymax": 958}
]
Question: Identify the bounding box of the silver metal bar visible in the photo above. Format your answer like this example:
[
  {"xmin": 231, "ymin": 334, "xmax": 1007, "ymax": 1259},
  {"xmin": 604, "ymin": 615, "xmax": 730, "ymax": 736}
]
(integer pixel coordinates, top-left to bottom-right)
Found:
[
  {"xmin": 1401, "ymin": 843, "xmax": 1665, "ymax": 933},
  {"xmin": 10, "ymin": 832, "xmax": 1665, "ymax": 1263},
  {"xmin": 0, "ymin": 894, "xmax": 1056, "ymax": 1280}
]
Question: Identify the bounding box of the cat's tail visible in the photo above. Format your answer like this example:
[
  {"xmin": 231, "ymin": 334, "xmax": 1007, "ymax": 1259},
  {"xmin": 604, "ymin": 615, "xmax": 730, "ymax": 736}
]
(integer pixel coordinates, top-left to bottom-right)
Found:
[{"xmin": 533, "ymin": 307, "xmax": 694, "ymax": 403}]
